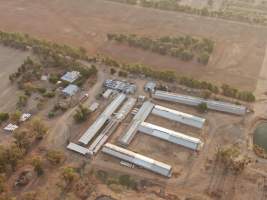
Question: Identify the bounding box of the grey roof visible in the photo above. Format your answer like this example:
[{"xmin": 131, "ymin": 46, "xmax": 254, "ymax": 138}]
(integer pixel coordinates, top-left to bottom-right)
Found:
[
  {"xmin": 102, "ymin": 143, "xmax": 172, "ymax": 177},
  {"xmin": 67, "ymin": 142, "xmax": 90, "ymax": 155},
  {"xmin": 138, "ymin": 122, "xmax": 203, "ymax": 151},
  {"xmin": 62, "ymin": 84, "xmax": 79, "ymax": 96},
  {"xmin": 152, "ymin": 105, "xmax": 206, "ymax": 129},
  {"xmin": 118, "ymin": 101, "xmax": 154, "ymax": 146},
  {"xmin": 144, "ymin": 81, "xmax": 156, "ymax": 91},
  {"xmin": 115, "ymin": 97, "xmax": 137, "ymax": 120},
  {"xmin": 61, "ymin": 71, "xmax": 80, "ymax": 83},
  {"xmin": 153, "ymin": 90, "xmax": 246, "ymax": 115},
  {"xmin": 104, "ymin": 79, "xmax": 136, "ymax": 94},
  {"xmin": 79, "ymin": 93, "xmax": 126, "ymax": 145}
]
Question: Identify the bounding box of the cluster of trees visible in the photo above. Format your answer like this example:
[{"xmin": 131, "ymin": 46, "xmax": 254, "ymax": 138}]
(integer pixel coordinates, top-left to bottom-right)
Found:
[
  {"xmin": 0, "ymin": 117, "xmax": 48, "ymax": 191},
  {"xmin": 73, "ymin": 105, "xmax": 91, "ymax": 123},
  {"xmin": 95, "ymin": 170, "xmax": 137, "ymax": 190},
  {"xmin": 216, "ymin": 146, "xmax": 251, "ymax": 175},
  {"xmin": 179, "ymin": 77, "xmax": 219, "ymax": 93},
  {"xmin": 107, "ymin": 33, "xmax": 214, "ymax": 65},
  {"xmin": 100, "ymin": 55, "xmax": 255, "ymax": 102},
  {"xmin": 108, "ymin": 0, "xmax": 267, "ymax": 26},
  {"xmin": 221, "ymin": 84, "xmax": 255, "ymax": 102},
  {"xmin": 0, "ymin": 31, "xmax": 88, "ymax": 60}
]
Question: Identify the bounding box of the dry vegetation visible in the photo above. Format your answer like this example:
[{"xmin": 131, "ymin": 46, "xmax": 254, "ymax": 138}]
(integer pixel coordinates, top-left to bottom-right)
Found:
[{"xmin": 0, "ymin": 0, "xmax": 266, "ymax": 200}]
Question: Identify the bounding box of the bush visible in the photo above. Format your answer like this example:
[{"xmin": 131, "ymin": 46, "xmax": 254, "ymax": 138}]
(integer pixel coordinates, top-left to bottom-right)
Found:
[
  {"xmin": 118, "ymin": 175, "xmax": 137, "ymax": 190},
  {"xmin": 110, "ymin": 68, "xmax": 116, "ymax": 75},
  {"xmin": 31, "ymin": 156, "xmax": 44, "ymax": 176},
  {"xmin": 73, "ymin": 105, "xmax": 91, "ymax": 123},
  {"xmin": 197, "ymin": 102, "xmax": 208, "ymax": 113},
  {"xmin": 43, "ymin": 91, "xmax": 55, "ymax": 98},
  {"xmin": 0, "ymin": 113, "xmax": 9, "ymax": 123},
  {"xmin": 118, "ymin": 71, "xmax": 128, "ymax": 77},
  {"xmin": 17, "ymin": 95, "xmax": 28, "ymax": 107},
  {"xmin": 47, "ymin": 150, "xmax": 64, "ymax": 165},
  {"xmin": 48, "ymin": 111, "xmax": 55, "ymax": 118}
]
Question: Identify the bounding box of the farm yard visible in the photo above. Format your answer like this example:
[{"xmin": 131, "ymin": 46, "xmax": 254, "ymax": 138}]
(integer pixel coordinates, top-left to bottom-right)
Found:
[{"xmin": 0, "ymin": 0, "xmax": 267, "ymax": 200}]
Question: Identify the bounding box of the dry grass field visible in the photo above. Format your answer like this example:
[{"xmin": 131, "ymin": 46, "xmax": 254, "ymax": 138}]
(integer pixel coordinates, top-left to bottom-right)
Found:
[{"xmin": 0, "ymin": 0, "xmax": 267, "ymax": 91}]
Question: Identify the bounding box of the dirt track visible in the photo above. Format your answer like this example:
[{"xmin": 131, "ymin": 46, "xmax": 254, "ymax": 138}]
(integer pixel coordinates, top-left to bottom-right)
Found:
[{"xmin": 0, "ymin": 0, "xmax": 266, "ymax": 90}]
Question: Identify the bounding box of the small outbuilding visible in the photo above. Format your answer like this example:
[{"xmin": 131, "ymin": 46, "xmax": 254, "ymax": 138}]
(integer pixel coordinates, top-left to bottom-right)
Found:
[
  {"xmin": 144, "ymin": 81, "xmax": 156, "ymax": 93},
  {"xmin": 62, "ymin": 84, "xmax": 79, "ymax": 96}
]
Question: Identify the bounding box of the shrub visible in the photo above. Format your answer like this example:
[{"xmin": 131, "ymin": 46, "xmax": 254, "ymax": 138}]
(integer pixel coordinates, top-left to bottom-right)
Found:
[
  {"xmin": 118, "ymin": 71, "xmax": 128, "ymax": 77},
  {"xmin": 197, "ymin": 102, "xmax": 208, "ymax": 113},
  {"xmin": 73, "ymin": 105, "xmax": 91, "ymax": 123},
  {"xmin": 47, "ymin": 150, "xmax": 64, "ymax": 165},
  {"xmin": 0, "ymin": 113, "xmax": 9, "ymax": 123}
]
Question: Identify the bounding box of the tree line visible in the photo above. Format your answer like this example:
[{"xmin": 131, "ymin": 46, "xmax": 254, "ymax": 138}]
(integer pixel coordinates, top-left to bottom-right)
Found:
[
  {"xmin": 100, "ymin": 55, "xmax": 255, "ymax": 102},
  {"xmin": 107, "ymin": 33, "xmax": 214, "ymax": 65},
  {"xmin": 108, "ymin": 0, "xmax": 267, "ymax": 26}
]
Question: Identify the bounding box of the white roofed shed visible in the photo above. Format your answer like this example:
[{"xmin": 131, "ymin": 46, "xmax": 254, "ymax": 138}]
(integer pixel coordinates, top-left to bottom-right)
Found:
[
  {"xmin": 153, "ymin": 90, "xmax": 246, "ymax": 115},
  {"xmin": 152, "ymin": 105, "xmax": 206, "ymax": 129},
  {"xmin": 138, "ymin": 122, "xmax": 203, "ymax": 151},
  {"xmin": 102, "ymin": 143, "xmax": 172, "ymax": 177}
]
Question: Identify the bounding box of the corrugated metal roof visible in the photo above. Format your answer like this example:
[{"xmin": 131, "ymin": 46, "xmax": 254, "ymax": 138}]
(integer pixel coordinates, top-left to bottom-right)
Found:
[
  {"xmin": 61, "ymin": 71, "xmax": 80, "ymax": 83},
  {"xmin": 138, "ymin": 122, "xmax": 203, "ymax": 150},
  {"xmin": 153, "ymin": 90, "xmax": 246, "ymax": 115},
  {"xmin": 102, "ymin": 143, "xmax": 172, "ymax": 177},
  {"xmin": 67, "ymin": 142, "xmax": 90, "ymax": 155},
  {"xmin": 115, "ymin": 97, "xmax": 136, "ymax": 120},
  {"xmin": 152, "ymin": 105, "xmax": 205, "ymax": 129},
  {"xmin": 118, "ymin": 101, "xmax": 154, "ymax": 146},
  {"xmin": 62, "ymin": 84, "xmax": 79, "ymax": 96},
  {"xmin": 79, "ymin": 93, "xmax": 126, "ymax": 145}
]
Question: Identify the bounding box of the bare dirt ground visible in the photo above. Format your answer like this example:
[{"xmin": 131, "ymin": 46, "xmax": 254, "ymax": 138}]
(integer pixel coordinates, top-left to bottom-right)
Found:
[
  {"xmin": 0, "ymin": 0, "xmax": 266, "ymax": 91},
  {"xmin": 1, "ymin": 0, "xmax": 267, "ymax": 200}
]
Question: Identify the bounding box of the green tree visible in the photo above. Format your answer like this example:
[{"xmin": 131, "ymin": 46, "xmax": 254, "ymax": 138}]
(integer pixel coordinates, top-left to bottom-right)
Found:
[
  {"xmin": 73, "ymin": 105, "xmax": 90, "ymax": 123},
  {"xmin": 31, "ymin": 118, "xmax": 48, "ymax": 140},
  {"xmin": 31, "ymin": 156, "xmax": 44, "ymax": 176},
  {"xmin": 17, "ymin": 95, "xmax": 28, "ymax": 107},
  {"xmin": 10, "ymin": 110, "xmax": 22, "ymax": 124},
  {"xmin": 47, "ymin": 150, "xmax": 64, "ymax": 165},
  {"xmin": 197, "ymin": 102, "xmax": 208, "ymax": 113},
  {"xmin": 0, "ymin": 113, "xmax": 9, "ymax": 123},
  {"xmin": 61, "ymin": 167, "xmax": 78, "ymax": 185}
]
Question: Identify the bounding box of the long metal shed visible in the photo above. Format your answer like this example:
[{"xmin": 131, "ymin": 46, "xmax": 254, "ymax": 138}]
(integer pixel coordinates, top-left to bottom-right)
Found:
[
  {"xmin": 152, "ymin": 105, "xmax": 206, "ymax": 129},
  {"xmin": 79, "ymin": 93, "xmax": 126, "ymax": 145},
  {"xmin": 67, "ymin": 143, "xmax": 90, "ymax": 156},
  {"xmin": 118, "ymin": 101, "xmax": 154, "ymax": 146},
  {"xmin": 102, "ymin": 143, "xmax": 172, "ymax": 177},
  {"xmin": 138, "ymin": 122, "xmax": 203, "ymax": 151},
  {"xmin": 153, "ymin": 90, "xmax": 246, "ymax": 115}
]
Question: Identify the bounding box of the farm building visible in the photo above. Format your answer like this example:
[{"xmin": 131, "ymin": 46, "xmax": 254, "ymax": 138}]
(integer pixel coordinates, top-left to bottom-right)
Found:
[
  {"xmin": 61, "ymin": 71, "xmax": 81, "ymax": 83},
  {"xmin": 152, "ymin": 105, "xmax": 206, "ymax": 129},
  {"xmin": 62, "ymin": 84, "xmax": 79, "ymax": 96},
  {"xmin": 118, "ymin": 101, "xmax": 154, "ymax": 146},
  {"xmin": 102, "ymin": 143, "xmax": 172, "ymax": 177},
  {"xmin": 144, "ymin": 81, "xmax": 156, "ymax": 93},
  {"xmin": 138, "ymin": 122, "xmax": 203, "ymax": 151},
  {"xmin": 115, "ymin": 97, "xmax": 137, "ymax": 121},
  {"xmin": 104, "ymin": 79, "xmax": 136, "ymax": 94},
  {"xmin": 67, "ymin": 143, "xmax": 90, "ymax": 156},
  {"xmin": 79, "ymin": 93, "xmax": 126, "ymax": 145},
  {"xmin": 103, "ymin": 89, "xmax": 113, "ymax": 99},
  {"xmin": 153, "ymin": 90, "xmax": 246, "ymax": 115}
]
